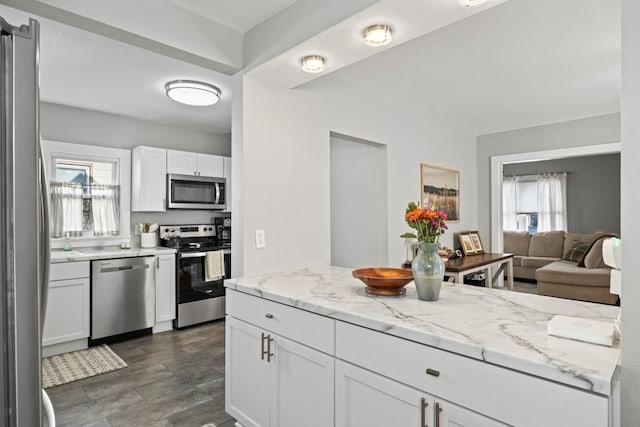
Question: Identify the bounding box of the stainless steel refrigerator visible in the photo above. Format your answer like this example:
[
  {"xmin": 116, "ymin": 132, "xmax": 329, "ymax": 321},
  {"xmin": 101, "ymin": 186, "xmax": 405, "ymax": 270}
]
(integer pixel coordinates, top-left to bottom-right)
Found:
[{"xmin": 1, "ymin": 16, "xmax": 54, "ymax": 426}]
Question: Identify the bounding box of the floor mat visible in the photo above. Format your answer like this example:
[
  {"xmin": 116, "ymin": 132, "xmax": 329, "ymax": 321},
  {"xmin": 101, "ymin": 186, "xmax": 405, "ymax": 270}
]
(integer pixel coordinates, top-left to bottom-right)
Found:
[{"xmin": 42, "ymin": 344, "xmax": 127, "ymax": 388}]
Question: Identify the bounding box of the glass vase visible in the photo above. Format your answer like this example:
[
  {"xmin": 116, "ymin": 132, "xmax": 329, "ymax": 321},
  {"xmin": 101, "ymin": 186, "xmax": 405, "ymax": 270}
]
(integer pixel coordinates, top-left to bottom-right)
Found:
[{"xmin": 411, "ymin": 241, "xmax": 445, "ymax": 301}]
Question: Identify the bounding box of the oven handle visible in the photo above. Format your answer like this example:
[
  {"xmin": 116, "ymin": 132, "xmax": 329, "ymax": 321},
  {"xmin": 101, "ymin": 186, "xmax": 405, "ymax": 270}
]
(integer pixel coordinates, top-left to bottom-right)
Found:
[{"xmin": 179, "ymin": 250, "xmax": 231, "ymax": 259}]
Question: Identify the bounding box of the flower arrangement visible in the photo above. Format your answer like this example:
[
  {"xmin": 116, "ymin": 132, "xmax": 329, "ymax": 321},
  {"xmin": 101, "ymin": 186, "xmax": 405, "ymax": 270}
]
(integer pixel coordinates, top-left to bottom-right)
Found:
[{"xmin": 400, "ymin": 201, "xmax": 448, "ymax": 243}]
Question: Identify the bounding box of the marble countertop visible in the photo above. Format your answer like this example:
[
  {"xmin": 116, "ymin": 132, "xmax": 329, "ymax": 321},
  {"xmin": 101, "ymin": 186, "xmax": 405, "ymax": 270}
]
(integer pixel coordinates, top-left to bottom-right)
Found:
[
  {"xmin": 225, "ymin": 266, "xmax": 621, "ymax": 395},
  {"xmin": 50, "ymin": 246, "xmax": 176, "ymax": 263}
]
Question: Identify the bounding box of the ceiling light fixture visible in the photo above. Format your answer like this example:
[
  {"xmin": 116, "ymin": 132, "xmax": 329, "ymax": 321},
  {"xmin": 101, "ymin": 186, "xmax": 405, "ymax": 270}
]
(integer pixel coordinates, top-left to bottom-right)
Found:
[
  {"xmin": 363, "ymin": 24, "xmax": 392, "ymax": 47},
  {"xmin": 458, "ymin": 0, "xmax": 487, "ymax": 6},
  {"xmin": 165, "ymin": 80, "xmax": 221, "ymax": 106},
  {"xmin": 300, "ymin": 55, "xmax": 326, "ymax": 73}
]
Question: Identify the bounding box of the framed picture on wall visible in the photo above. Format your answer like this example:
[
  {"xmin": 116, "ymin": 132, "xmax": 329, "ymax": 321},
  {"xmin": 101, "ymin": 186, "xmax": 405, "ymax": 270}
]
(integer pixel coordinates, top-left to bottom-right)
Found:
[
  {"xmin": 459, "ymin": 233, "xmax": 476, "ymax": 255},
  {"xmin": 469, "ymin": 231, "xmax": 485, "ymax": 254},
  {"xmin": 420, "ymin": 163, "xmax": 460, "ymax": 222}
]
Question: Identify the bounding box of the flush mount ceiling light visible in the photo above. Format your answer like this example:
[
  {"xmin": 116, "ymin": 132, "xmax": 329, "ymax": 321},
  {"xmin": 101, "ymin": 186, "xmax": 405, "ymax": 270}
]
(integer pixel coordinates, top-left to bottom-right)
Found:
[
  {"xmin": 165, "ymin": 80, "xmax": 221, "ymax": 106},
  {"xmin": 300, "ymin": 55, "xmax": 326, "ymax": 73},
  {"xmin": 363, "ymin": 24, "xmax": 392, "ymax": 47},
  {"xmin": 458, "ymin": 0, "xmax": 487, "ymax": 6}
]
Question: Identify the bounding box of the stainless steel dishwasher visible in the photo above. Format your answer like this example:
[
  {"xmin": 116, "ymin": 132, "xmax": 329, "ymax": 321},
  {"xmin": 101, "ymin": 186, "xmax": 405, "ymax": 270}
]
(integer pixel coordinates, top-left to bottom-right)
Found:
[{"xmin": 91, "ymin": 256, "xmax": 155, "ymax": 340}]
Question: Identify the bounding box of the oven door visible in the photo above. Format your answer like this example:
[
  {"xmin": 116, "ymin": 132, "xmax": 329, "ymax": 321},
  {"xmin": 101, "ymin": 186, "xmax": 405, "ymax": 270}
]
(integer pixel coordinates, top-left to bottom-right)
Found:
[{"xmin": 177, "ymin": 250, "xmax": 230, "ymax": 304}]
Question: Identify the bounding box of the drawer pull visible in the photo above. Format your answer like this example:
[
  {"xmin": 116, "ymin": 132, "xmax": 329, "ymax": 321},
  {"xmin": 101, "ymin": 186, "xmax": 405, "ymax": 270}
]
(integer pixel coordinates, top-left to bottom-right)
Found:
[
  {"xmin": 420, "ymin": 397, "xmax": 428, "ymax": 427},
  {"xmin": 426, "ymin": 368, "xmax": 440, "ymax": 377},
  {"xmin": 265, "ymin": 313, "xmax": 274, "ymax": 319}
]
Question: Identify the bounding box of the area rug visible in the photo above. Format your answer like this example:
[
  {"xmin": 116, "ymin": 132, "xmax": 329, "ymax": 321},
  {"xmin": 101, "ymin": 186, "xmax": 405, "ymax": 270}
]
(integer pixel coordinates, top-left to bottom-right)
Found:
[{"xmin": 42, "ymin": 344, "xmax": 127, "ymax": 388}]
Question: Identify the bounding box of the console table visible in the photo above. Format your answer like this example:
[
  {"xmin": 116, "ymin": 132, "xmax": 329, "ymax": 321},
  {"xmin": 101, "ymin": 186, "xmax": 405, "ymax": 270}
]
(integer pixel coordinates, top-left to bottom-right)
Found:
[{"xmin": 445, "ymin": 253, "xmax": 514, "ymax": 290}]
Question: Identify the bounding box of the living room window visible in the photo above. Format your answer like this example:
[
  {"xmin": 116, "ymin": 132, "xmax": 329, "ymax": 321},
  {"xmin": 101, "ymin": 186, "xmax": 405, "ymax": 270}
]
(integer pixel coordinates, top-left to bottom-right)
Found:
[{"xmin": 503, "ymin": 172, "xmax": 567, "ymax": 233}]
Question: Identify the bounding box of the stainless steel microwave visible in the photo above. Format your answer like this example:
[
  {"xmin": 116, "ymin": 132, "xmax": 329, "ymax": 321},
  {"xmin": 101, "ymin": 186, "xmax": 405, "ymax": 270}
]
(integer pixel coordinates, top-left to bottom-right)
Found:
[{"xmin": 167, "ymin": 174, "xmax": 226, "ymax": 210}]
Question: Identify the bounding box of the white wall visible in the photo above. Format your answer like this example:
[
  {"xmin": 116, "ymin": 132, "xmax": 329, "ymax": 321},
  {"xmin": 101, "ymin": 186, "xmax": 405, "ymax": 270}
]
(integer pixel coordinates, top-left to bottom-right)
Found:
[
  {"xmin": 239, "ymin": 75, "xmax": 478, "ymax": 276},
  {"xmin": 477, "ymin": 113, "xmax": 620, "ymax": 250},
  {"xmin": 620, "ymin": 1, "xmax": 640, "ymax": 424},
  {"xmin": 41, "ymin": 102, "xmax": 232, "ymax": 232}
]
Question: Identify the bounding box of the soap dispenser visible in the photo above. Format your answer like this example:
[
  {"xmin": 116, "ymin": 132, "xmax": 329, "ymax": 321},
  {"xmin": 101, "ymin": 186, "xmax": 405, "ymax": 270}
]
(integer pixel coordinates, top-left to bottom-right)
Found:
[{"xmin": 63, "ymin": 232, "xmax": 72, "ymax": 251}]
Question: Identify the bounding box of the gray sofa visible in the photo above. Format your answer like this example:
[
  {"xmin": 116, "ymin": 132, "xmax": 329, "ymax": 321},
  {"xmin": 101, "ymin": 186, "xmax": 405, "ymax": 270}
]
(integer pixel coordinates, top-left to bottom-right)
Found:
[{"xmin": 503, "ymin": 230, "xmax": 617, "ymax": 305}]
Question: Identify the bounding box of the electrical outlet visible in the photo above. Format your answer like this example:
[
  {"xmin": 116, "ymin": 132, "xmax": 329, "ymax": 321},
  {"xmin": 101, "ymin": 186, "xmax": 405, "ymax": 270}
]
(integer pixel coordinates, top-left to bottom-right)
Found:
[{"xmin": 255, "ymin": 229, "xmax": 266, "ymax": 248}]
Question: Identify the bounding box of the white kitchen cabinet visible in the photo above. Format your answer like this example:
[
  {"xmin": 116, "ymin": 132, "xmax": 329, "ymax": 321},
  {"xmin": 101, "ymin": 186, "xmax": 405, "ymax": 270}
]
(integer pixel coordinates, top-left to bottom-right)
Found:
[
  {"xmin": 131, "ymin": 145, "xmax": 167, "ymax": 212},
  {"xmin": 223, "ymin": 156, "xmax": 231, "ymax": 212},
  {"xmin": 271, "ymin": 331, "xmax": 334, "ymax": 427},
  {"xmin": 153, "ymin": 254, "xmax": 176, "ymax": 333},
  {"xmin": 226, "ymin": 294, "xmax": 334, "ymax": 427},
  {"xmin": 167, "ymin": 149, "xmax": 224, "ymax": 177},
  {"xmin": 436, "ymin": 397, "xmax": 506, "ymax": 427},
  {"xmin": 335, "ymin": 360, "xmax": 503, "ymax": 427},
  {"xmin": 42, "ymin": 261, "xmax": 90, "ymax": 357},
  {"xmin": 226, "ymin": 317, "xmax": 271, "ymax": 427},
  {"xmin": 336, "ymin": 359, "xmax": 428, "ymax": 427}
]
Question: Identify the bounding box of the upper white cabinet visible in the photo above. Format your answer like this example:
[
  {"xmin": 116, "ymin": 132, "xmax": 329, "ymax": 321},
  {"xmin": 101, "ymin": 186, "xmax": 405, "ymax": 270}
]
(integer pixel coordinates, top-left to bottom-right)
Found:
[
  {"xmin": 132, "ymin": 146, "xmax": 230, "ymax": 212},
  {"xmin": 167, "ymin": 149, "xmax": 224, "ymax": 177},
  {"xmin": 132, "ymin": 146, "xmax": 166, "ymax": 212}
]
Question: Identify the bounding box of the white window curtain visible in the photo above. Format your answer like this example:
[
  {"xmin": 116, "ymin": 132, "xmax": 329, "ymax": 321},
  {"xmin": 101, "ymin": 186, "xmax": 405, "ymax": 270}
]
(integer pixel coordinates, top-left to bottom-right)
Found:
[
  {"xmin": 537, "ymin": 172, "xmax": 567, "ymax": 232},
  {"xmin": 502, "ymin": 176, "xmax": 519, "ymax": 231},
  {"xmin": 50, "ymin": 182, "xmax": 83, "ymax": 237},
  {"xmin": 91, "ymin": 184, "xmax": 120, "ymax": 236}
]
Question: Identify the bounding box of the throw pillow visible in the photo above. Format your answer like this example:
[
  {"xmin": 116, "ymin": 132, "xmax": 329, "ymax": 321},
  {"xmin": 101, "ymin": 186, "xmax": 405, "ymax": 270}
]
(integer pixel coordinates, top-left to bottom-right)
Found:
[
  {"xmin": 562, "ymin": 241, "xmax": 589, "ymax": 263},
  {"xmin": 581, "ymin": 235, "xmax": 618, "ymax": 269}
]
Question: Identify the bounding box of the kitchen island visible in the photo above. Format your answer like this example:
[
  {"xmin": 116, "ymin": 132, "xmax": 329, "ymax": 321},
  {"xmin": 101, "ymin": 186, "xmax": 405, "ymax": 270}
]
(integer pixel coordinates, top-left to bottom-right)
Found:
[{"xmin": 225, "ymin": 266, "xmax": 620, "ymax": 427}]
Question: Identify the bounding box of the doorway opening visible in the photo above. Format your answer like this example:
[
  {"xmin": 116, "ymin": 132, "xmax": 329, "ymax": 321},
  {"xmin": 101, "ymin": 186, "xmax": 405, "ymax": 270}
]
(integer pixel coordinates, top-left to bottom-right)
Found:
[
  {"xmin": 330, "ymin": 132, "xmax": 388, "ymax": 268},
  {"xmin": 490, "ymin": 142, "xmax": 621, "ymax": 252}
]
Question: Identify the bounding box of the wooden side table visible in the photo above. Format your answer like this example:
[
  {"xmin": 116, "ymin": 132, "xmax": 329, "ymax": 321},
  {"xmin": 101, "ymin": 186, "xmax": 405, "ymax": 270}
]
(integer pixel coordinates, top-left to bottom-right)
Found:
[{"xmin": 444, "ymin": 253, "xmax": 514, "ymax": 290}]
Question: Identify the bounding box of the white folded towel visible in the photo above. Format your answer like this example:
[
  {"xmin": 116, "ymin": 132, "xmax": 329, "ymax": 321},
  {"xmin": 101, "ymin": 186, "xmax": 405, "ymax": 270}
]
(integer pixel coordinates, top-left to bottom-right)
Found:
[
  {"xmin": 205, "ymin": 250, "xmax": 225, "ymax": 282},
  {"xmin": 547, "ymin": 315, "xmax": 616, "ymax": 347}
]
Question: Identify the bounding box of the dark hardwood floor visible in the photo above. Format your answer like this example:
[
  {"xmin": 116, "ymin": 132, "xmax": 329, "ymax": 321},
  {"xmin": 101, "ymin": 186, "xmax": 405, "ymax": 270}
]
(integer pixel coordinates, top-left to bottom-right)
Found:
[{"xmin": 47, "ymin": 320, "xmax": 236, "ymax": 427}]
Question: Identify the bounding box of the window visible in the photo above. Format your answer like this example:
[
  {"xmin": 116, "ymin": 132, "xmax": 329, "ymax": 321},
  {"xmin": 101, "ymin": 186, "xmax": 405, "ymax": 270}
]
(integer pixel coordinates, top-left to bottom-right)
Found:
[
  {"xmin": 503, "ymin": 173, "xmax": 567, "ymax": 233},
  {"xmin": 43, "ymin": 140, "xmax": 131, "ymax": 245},
  {"xmin": 515, "ymin": 180, "xmax": 538, "ymax": 233}
]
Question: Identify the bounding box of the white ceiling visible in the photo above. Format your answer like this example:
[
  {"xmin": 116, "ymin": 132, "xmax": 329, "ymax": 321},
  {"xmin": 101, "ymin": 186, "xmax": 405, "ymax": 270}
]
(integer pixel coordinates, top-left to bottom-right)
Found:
[
  {"xmin": 167, "ymin": 0, "xmax": 301, "ymax": 33},
  {"xmin": 0, "ymin": 0, "xmax": 621, "ymax": 137},
  {"xmin": 272, "ymin": 0, "xmax": 621, "ymax": 135}
]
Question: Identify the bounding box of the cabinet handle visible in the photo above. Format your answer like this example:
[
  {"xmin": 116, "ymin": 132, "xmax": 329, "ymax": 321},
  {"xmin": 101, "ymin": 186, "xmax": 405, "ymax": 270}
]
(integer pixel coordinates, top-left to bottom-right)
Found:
[
  {"xmin": 265, "ymin": 313, "xmax": 274, "ymax": 319},
  {"xmin": 434, "ymin": 402, "xmax": 442, "ymax": 427},
  {"xmin": 420, "ymin": 397, "xmax": 428, "ymax": 427},
  {"xmin": 156, "ymin": 257, "xmax": 159, "ymax": 269},
  {"xmin": 267, "ymin": 335, "xmax": 274, "ymax": 362},
  {"xmin": 426, "ymin": 368, "xmax": 440, "ymax": 377},
  {"xmin": 261, "ymin": 332, "xmax": 268, "ymax": 360}
]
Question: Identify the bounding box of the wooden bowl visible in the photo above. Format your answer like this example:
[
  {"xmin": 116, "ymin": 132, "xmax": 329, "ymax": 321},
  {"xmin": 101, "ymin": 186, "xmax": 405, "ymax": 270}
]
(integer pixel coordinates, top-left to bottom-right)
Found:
[{"xmin": 352, "ymin": 268, "xmax": 414, "ymax": 296}]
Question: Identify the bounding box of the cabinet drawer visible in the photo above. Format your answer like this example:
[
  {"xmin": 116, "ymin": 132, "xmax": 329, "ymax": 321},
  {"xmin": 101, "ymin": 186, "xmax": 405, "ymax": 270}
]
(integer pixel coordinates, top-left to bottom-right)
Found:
[
  {"xmin": 336, "ymin": 321, "xmax": 608, "ymax": 427},
  {"xmin": 227, "ymin": 289, "xmax": 334, "ymax": 355},
  {"xmin": 49, "ymin": 261, "xmax": 90, "ymax": 281}
]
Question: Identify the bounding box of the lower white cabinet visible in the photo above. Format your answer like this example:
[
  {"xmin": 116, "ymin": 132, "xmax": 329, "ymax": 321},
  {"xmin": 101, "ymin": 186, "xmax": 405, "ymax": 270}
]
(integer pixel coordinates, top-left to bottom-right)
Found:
[
  {"xmin": 43, "ymin": 261, "xmax": 90, "ymax": 356},
  {"xmin": 226, "ymin": 289, "xmax": 610, "ymax": 427},
  {"xmin": 336, "ymin": 359, "xmax": 427, "ymax": 427},
  {"xmin": 226, "ymin": 316, "xmax": 334, "ymax": 427},
  {"xmin": 335, "ymin": 360, "xmax": 504, "ymax": 427},
  {"xmin": 154, "ymin": 254, "xmax": 176, "ymax": 328}
]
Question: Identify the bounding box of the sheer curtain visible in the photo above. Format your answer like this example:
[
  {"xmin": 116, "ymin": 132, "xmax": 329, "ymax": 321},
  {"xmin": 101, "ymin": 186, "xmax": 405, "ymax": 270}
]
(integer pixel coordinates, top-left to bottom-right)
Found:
[
  {"xmin": 537, "ymin": 172, "xmax": 567, "ymax": 232},
  {"xmin": 91, "ymin": 184, "xmax": 120, "ymax": 236},
  {"xmin": 50, "ymin": 182, "xmax": 83, "ymax": 237},
  {"xmin": 503, "ymin": 176, "xmax": 518, "ymax": 231}
]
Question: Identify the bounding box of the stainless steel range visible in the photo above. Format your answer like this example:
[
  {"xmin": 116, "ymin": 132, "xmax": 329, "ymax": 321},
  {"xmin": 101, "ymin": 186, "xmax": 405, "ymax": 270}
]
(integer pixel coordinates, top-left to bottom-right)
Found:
[{"xmin": 160, "ymin": 224, "xmax": 231, "ymax": 328}]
